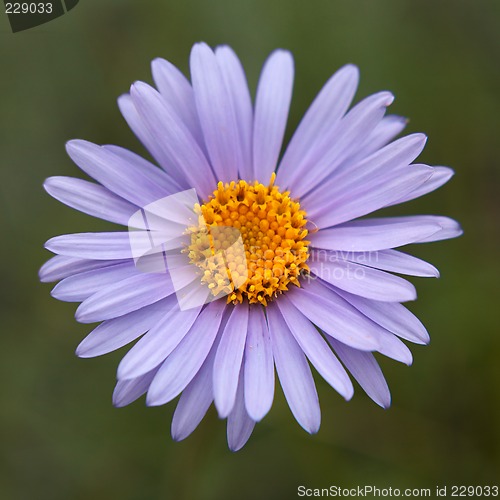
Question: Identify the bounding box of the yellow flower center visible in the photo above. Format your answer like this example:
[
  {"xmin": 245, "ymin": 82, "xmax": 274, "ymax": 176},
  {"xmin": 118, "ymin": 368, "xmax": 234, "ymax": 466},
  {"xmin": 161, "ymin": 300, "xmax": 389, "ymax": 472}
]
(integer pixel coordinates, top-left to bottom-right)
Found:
[{"xmin": 187, "ymin": 174, "xmax": 310, "ymax": 306}]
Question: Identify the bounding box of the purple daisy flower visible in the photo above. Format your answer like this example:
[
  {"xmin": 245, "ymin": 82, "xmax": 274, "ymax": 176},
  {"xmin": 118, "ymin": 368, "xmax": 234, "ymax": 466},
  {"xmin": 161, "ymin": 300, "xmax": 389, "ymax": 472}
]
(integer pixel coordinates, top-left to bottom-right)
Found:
[{"xmin": 40, "ymin": 42, "xmax": 462, "ymax": 451}]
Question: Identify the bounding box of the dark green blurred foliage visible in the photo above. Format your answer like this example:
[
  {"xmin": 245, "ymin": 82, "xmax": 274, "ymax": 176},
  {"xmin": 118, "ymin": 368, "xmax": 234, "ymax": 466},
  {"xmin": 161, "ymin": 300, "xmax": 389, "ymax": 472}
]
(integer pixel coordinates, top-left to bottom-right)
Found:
[{"xmin": 0, "ymin": 1, "xmax": 499, "ymax": 499}]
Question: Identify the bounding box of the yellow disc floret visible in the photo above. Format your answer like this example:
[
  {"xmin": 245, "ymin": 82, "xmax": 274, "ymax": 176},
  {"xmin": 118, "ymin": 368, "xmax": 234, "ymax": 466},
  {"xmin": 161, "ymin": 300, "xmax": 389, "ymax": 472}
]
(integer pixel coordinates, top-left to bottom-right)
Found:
[{"xmin": 187, "ymin": 174, "xmax": 310, "ymax": 306}]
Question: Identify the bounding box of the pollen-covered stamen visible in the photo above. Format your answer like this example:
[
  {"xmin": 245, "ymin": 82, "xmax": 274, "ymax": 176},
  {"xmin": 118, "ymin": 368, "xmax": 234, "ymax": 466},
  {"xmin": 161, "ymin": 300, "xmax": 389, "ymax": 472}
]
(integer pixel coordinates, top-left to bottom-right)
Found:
[{"xmin": 187, "ymin": 174, "xmax": 310, "ymax": 305}]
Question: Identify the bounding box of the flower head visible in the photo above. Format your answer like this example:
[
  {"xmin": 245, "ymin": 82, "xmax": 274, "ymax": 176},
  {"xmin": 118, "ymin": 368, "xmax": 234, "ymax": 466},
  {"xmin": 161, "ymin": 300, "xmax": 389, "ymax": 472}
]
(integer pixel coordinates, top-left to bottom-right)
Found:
[{"xmin": 40, "ymin": 43, "xmax": 462, "ymax": 451}]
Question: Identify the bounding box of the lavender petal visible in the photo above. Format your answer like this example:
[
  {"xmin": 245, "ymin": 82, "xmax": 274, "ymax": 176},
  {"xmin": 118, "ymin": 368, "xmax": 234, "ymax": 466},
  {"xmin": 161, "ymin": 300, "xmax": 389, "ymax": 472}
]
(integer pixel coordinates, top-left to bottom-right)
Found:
[
  {"xmin": 329, "ymin": 339, "xmax": 391, "ymax": 409},
  {"xmin": 213, "ymin": 303, "xmax": 249, "ymax": 418},
  {"xmin": 244, "ymin": 306, "xmax": 275, "ymax": 421},
  {"xmin": 190, "ymin": 43, "xmax": 241, "ymax": 182},
  {"xmin": 276, "ymin": 296, "xmax": 353, "ymax": 400},
  {"xmin": 310, "ymin": 216, "xmax": 443, "ymax": 252},
  {"xmin": 267, "ymin": 303, "xmax": 321, "ymax": 434},
  {"xmin": 277, "ymin": 64, "xmax": 359, "ymax": 189},
  {"xmin": 252, "ymin": 50, "xmax": 294, "ymax": 182},
  {"xmin": 76, "ymin": 299, "xmax": 170, "ymax": 358},
  {"xmin": 146, "ymin": 300, "xmax": 226, "ymax": 406},
  {"xmin": 75, "ymin": 273, "xmax": 175, "ymax": 323},
  {"xmin": 227, "ymin": 370, "xmax": 255, "ymax": 452}
]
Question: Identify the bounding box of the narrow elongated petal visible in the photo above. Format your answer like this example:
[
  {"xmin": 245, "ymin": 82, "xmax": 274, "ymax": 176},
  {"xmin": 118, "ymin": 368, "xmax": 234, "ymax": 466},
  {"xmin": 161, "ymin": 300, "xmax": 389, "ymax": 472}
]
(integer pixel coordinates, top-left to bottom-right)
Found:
[
  {"xmin": 329, "ymin": 338, "xmax": 391, "ymax": 408},
  {"xmin": 39, "ymin": 255, "xmax": 128, "ymax": 283},
  {"xmin": 215, "ymin": 45, "xmax": 253, "ymax": 179},
  {"xmin": 151, "ymin": 57, "xmax": 205, "ymax": 148},
  {"xmin": 75, "ymin": 273, "xmax": 174, "ymax": 323},
  {"xmin": 267, "ymin": 303, "xmax": 321, "ymax": 434},
  {"xmin": 116, "ymin": 92, "xmax": 158, "ymax": 158},
  {"xmin": 173, "ymin": 308, "xmax": 230, "ymax": 440},
  {"xmin": 372, "ymin": 330, "xmax": 413, "ymax": 365},
  {"xmin": 252, "ymin": 50, "xmax": 294, "ymax": 182},
  {"xmin": 292, "ymin": 92, "xmax": 394, "ymax": 197},
  {"xmin": 147, "ymin": 300, "xmax": 226, "ymax": 406},
  {"xmin": 52, "ymin": 261, "xmax": 139, "ymax": 302},
  {"xmin": 227, "ymin": 371, "xmax": 255, "ymax": 452},
  {"xmin": 311, "ymin": 164, "xmax": 434, "ymax": 228},
  {"xmin": 117, "ymin": 299, "xmax": 202, "ymax": 380},
  {"xmin": 303, "ymin": 133, "xmax": 427, "ymax": 211},
  {"xmin": 171, "ymin": 343, "xmax": 217, "ymax": 442},
  {"xmin": 309, "ymin": 256, "xmax": 417, "ymax": 302},
  {"xmin": 113, "ymin": 368, "xmax": 159, "ymax": 407},
  {"xmin": 336, "ymin": 249, "xmax": 440, "ymax": 277},
  {"xmin": 333, "ymin": 287, "xmax": 430, "ymax": 345},
  {"xmin": 103, "ymin": 145, "xmax": 182, "ymax": 194},
  {"xmin": 387, "ymin": 166, "xmax": 455, "ymax": 206},
  {"xmin": 358, "ymin": 114, "xmax": 408, "ymax": 154},
  {"xmin": 117, "ymin": 93, "xmax": 188, "ymax": 185},
  {"xmin": 213, "ymin": 303, "xmax": 249, "ymax": 418},
  {"xmin": 277, "ymin": 64, "xmax": 359, "ymax": 189},
  {"xmin": 44, "ymin": 177, "xmax": 137, "ymax": 225},
  {"xmin": 286, "ymin": 282, "xmax": 380, "ymax": 350},
  {"xmin": 76, "ymin": 298, "xmax": 170, "ymax": 358},
  {"xmin": 45, "ymin": 232, "xmax": 133, "ymax": 260},
  {"xmin": 66, "ymin": 140, "xmax": 169, "ymax": 206},
  {"xmin": 276, "ymin": 296, "xmax": 353, "ymax": 400},
  {"xmin": 190, "ymin": 43, "xmax": 240, "ymax": 182},
  {"xmin": 317, "ymin": 280, "xmax": 413, "ymax": 364},
  {"xmin": 130, "ymin": 82, "xmax": 217, "ymax": 198},
  {"xmin": 415, "ymin": 216, "xmax": 463, "ymax": 242},
  {"xmin": 244, "ymin": 304, "xmax": 274, "ymax": 421},
  {"xmin": 341, "ymin": 115, "xmax": 407, "ymax": 168},
  {"xmin": 310, "ymin": 216, "xmax": 443, "ymax": 252}
]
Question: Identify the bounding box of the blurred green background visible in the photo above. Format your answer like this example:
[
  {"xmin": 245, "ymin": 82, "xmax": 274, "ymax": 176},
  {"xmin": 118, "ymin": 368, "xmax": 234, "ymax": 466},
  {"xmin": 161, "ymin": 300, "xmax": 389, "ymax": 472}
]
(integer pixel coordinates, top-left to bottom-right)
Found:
[{"xmin": 1, "ymin": 0, "xmax": 499, "ymax": 499}]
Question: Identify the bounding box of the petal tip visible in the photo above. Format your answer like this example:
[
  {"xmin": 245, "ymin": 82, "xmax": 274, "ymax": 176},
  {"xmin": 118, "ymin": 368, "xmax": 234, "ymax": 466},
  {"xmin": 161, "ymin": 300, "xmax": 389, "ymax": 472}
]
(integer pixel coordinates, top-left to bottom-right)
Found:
[
  {"xmin": 65, "ymin": 139, "xmax": 81, "ymax": 156},
  {"xmin": 380, "ymin": 397, "xmax": 392, "ymax": 409},
  {"xmin": 112, "ymin": 390, "xmax": 130, "ymax": 408},
  {"xmin": 43, "ymin": 237, "xmax": 56, "ymax": 252},
  {"xmin": 385, "ymin": 92, "xmax": 395, "ymax": 106},
  {"xmin": 436, "ymin": 166, "xmax": 455, "ymax": 179},
  {"xmin": 144, "ymin": 393, "xmax": 156, "ymax": 407},
  {"xmin": 307, "ymin": 423, "xmax": 321, "ymax": 435},
  {"xmin": 42, "ymin": 176, "xmax": 57, "ymax": 194},
  {"xmin": 74, "ymin": 306, "xmax": 85, "ymax": 322},
  {"xmin": 66, "ymin": 138, "xmax": 93, "ymax": 152},
  {"xmin": 214, "ymin": 44, "xmax": 232, "ymax": 55},
  {"xmin": 151, "ymin": 56, "xmax": 166, "ymax": 68},
  {"xmin": 171, "ymin": 429, "xmax": 185, "ymax": 442},
  {"xmin": 342, "ymin": 63, "xmax": 360, "ymax": 75},
  {"xmin": 117, "ymin": 93, "xmax": 130, "ymax": 108},
  {"xmin": 191, "ymin": 41, "xmax": 213, "ymax": 59},
  {"xmin": 116, "ymin": 360, "xmax": 134, "ymax": 382},
  {"xmin": 130, "ymin": 80, "xmax": 146, "ymax": 95},
  {"xmin": 402, "ymin": 284, "xmax": 418, "ymax": 302},
  {"xmin": 74, "ymin": 305, "xmax": 95, "ymax": 324},
  {"xmin": 74, "ymin": 344, "xmax": 86, "ymax": 358},
  {"xmin": 38, "ymin": 261, "xmax": 52, "ymax": 282},
  {"xmin": 215, "ymin": 403, "xmax": 232, "ymax": 420},
  {"xmin": 343, "ymin": 385, "xmax": 355, "ymax": 402},
  {"xmin": 49, "ymin": 285, "xmax": 60, "ymax": 300},
  {"xmin": 227, "ymin": 438, "xmax": 250, "ymax": 452}
]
